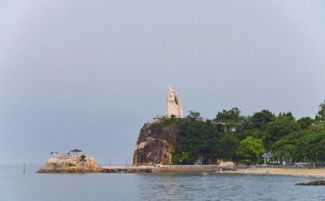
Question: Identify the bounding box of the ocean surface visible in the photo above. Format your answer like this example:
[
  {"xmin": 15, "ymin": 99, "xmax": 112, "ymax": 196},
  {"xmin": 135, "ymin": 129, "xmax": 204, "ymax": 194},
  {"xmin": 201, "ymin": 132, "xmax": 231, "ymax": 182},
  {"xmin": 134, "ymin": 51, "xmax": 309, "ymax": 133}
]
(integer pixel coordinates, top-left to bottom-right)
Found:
[{"xmin": 0, "ymin": 165, "xmax": 324, "ymax": 201}]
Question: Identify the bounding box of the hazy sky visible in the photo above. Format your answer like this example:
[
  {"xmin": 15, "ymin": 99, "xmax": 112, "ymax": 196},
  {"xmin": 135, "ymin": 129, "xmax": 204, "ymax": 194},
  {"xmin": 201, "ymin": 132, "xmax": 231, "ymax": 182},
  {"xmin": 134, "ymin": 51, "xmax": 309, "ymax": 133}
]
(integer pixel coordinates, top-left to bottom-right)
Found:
[{"xmin": 1, "ymin": 0, "xmax": 325, "ymax": 164}]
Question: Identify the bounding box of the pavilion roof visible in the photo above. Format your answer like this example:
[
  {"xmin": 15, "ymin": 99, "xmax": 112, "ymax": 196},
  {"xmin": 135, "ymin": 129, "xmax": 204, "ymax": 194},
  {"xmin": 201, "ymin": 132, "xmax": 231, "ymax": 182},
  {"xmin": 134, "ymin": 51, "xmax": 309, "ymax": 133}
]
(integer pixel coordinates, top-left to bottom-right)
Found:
[{"xmin": 70, "ymin": 148, "xmax": 82, "ymax": 153}]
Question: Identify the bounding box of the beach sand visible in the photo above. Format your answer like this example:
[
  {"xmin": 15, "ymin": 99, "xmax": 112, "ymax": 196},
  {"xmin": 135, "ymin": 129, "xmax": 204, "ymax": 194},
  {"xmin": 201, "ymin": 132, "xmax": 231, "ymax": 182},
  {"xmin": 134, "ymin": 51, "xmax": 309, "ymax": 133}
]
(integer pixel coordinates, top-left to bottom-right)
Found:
[{"xmin": 225, "ymin": 167, "xmax": 325, "ymax": 178}]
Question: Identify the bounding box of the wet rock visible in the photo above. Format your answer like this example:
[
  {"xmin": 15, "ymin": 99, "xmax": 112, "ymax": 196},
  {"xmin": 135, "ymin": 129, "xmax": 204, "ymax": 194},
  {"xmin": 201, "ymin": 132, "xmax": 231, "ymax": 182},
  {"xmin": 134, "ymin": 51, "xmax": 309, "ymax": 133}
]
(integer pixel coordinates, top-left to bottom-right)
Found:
[{"xmin": 296, "ymin": 180, "xmax": 325, "ymax": 186}]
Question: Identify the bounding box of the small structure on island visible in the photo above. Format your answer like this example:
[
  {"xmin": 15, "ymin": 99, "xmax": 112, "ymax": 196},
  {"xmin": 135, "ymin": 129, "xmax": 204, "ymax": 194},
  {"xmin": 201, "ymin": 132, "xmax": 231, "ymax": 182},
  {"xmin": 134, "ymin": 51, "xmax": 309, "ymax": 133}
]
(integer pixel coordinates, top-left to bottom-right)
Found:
[
  {"xmin": 165, "ymin": 85, "xmax": 184, "ymax": 118},
  {"xmin": 69, "ymin": 148, "xmax": 83, "ymax": 158}
]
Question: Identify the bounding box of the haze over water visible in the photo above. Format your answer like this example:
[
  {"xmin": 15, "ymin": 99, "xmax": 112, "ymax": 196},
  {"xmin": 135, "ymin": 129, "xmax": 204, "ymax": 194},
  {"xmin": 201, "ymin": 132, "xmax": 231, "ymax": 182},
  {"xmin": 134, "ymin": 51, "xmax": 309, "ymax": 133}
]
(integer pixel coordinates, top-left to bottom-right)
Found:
[{"xmin": 0, "ymin": 165, "xmax": 324, "ymax": 201}]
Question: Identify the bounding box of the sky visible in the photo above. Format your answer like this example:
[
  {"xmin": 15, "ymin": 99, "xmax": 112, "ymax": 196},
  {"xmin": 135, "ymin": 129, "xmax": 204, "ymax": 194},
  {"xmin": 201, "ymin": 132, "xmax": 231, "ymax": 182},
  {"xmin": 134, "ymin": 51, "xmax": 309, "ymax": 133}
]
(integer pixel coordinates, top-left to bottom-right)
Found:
[{"xmin": 0, "ymin": 0, "xmax": 325, "ymax": 164}]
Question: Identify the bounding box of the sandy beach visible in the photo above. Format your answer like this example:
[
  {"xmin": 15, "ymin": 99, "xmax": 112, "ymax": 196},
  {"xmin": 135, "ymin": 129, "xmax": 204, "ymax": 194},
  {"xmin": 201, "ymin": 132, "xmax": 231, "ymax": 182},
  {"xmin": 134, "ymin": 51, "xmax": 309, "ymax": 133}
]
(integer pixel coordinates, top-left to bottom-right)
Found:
[
  {"xmin": 225, "ymin": 168, "xmax": 325, "ymax": 178},
  {"xmin": 102, "ymin": 165, "xmax": 325, "ymax": 178}
]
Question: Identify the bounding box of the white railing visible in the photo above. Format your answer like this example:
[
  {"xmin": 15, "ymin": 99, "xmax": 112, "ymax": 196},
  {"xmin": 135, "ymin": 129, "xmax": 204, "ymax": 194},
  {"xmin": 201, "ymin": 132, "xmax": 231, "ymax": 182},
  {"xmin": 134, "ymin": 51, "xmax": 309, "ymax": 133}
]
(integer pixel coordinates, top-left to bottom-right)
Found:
[{"xmin": 51, "ymin": 153, "xmax": 80, "ymax": 159}]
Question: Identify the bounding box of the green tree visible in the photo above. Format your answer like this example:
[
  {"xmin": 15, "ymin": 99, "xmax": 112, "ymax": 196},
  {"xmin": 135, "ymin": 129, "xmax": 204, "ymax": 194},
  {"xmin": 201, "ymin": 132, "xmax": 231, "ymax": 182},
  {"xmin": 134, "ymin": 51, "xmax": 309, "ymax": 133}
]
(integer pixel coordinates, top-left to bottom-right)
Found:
[
  {"xmin": 215, "ymin": 107, "xmax": 241, "ymax": 123},
  {"xmin": 297, "ymin": 117, "xmax": 314, "ymax": 130},
  {"xmin": 80, "ymin": 154, "xmax": 86, "ymax": 161},
  {"xmin": 173, "ymin": 152, "xmax": 191, "ymax": 164},
  {"xmin": 237, "ymin": 136, "xmax": 265, "ymax": 162},
  {"xmin": 309, "ymin": 121, "xmax": 325, "ymax": 132},
  {"xmin": 173, "ymin": 119, "xmax": 219, "ymax": 164},
  {"xmin": 250, "ymin": 110, "xmax": 274, "ymax": 129},
  {"xmin": 265, "ymin": 116, "xmax": 301, "ymax": 143},
  {"xmin": 299, "ymin": 131, "xmax": 325, "ymax": 162},
  {"xmin": 213, "ymin": 134, "xmax": 239, "ymax": 161},
  {"xmin": 237, "ymin": 128, "xmax": 271, "ymax": 149},
  {"xmin": 316, "ymin": 100, "xmax": 325, "ymax": 120},
  {"xmin": 80, "ymin": 154, "xmax": 87, "ymax": 174},
  {"xmin": 187, "ymin": 111, "xmax": 202, "ymax": 120},
  {"xmin": 271, "ymin": 131, "xmax": 305, "ymax": 161},
  {"xmin": 278, "ymin": 112, "xmax": 295, "ymax": 121}
]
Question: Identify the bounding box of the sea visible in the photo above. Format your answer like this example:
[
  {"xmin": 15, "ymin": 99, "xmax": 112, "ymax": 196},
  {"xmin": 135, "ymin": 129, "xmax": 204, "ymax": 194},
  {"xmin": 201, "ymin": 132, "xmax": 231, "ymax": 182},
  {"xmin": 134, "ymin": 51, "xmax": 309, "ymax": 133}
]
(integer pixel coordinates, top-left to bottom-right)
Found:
[{"xmin": 0, "ymin": 165, "xmax": 324, "ymax": 201}]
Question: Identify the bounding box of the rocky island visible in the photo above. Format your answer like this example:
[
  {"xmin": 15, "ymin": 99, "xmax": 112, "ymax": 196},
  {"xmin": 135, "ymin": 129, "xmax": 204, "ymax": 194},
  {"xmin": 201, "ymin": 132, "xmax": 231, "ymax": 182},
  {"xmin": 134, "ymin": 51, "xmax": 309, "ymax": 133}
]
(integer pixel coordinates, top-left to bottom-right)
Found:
[
  {"xmin": 132, "ymin": 86, "xmax": 325, "ymax": 176},
  {"xmin": 37, "ymin": 149, "xmax": 101, "ymax": 173}
]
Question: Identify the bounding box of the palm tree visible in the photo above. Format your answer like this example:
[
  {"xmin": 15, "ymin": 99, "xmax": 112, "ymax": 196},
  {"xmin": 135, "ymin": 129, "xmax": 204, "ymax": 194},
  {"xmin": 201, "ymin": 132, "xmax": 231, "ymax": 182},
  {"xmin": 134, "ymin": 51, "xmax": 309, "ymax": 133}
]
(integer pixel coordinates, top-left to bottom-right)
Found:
[{"xmin": 80, "ymin": 154, "xmax": 86, "ymax": 174}]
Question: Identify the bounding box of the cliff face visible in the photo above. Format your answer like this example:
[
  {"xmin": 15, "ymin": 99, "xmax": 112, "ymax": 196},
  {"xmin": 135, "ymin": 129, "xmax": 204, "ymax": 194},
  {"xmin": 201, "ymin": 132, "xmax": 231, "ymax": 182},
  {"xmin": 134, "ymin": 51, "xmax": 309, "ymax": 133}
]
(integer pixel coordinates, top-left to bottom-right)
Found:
[
  {"xmin": 37, "ymin": 155, "xmax": 101, "ymax": 173},
  {"xmin": 132, "ymin": 119, "xmax": 180, "ymax": 166}
]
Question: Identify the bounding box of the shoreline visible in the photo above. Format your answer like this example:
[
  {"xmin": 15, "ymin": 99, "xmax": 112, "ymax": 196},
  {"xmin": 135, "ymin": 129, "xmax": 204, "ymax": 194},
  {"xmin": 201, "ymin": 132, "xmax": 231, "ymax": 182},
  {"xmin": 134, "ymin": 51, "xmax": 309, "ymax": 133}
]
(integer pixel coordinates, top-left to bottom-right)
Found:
[
  {"xmin": 101, "ymin": 165, "xmax": 325, "ymax": 178},
  {"xmin": 223, "ymin": 167, "xmax": 325, "ymax": 178}
]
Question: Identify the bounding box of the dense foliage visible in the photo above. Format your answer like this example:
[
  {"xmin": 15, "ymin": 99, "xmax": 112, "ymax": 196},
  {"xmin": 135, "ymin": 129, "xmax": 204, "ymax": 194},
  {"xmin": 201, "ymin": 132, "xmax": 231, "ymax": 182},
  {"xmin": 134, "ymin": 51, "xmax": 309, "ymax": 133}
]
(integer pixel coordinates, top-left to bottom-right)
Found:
[{"xmin": 171, "ymin": 101, "xmax": 325, "ymax": 165}]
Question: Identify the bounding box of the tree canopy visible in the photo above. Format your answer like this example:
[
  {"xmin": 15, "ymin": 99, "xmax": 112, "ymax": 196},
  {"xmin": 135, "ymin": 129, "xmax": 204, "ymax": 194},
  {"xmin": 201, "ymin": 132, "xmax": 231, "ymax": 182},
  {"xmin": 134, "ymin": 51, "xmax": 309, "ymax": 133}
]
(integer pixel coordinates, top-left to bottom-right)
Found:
[{"xmin": 170, "ymin": 101, "xmax": 325, "ymax": 165}]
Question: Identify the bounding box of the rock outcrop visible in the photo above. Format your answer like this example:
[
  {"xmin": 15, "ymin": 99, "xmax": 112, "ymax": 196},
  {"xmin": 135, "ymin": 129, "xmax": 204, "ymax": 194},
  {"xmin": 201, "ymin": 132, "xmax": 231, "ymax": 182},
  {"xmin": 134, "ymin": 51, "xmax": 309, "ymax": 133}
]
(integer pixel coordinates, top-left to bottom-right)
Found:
[
  {"xmin": 132, "ymin": 119, "xmax": 179, "ymax": 166},
  {"xmin": 296, "ymin": 180, "xmax": 325, "ymax": 186},
  {"xmin": 37, "ymin": 154, "xmax": 101, "ymax": 173}
]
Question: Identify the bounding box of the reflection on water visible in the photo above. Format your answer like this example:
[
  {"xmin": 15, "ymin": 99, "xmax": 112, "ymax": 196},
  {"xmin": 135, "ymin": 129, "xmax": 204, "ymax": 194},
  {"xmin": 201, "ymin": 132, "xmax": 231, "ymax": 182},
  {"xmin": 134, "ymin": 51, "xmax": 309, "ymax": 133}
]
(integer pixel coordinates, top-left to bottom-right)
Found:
[{"xmin": 0, "ymin": 165, "xmax": 324, "ymax": 201}]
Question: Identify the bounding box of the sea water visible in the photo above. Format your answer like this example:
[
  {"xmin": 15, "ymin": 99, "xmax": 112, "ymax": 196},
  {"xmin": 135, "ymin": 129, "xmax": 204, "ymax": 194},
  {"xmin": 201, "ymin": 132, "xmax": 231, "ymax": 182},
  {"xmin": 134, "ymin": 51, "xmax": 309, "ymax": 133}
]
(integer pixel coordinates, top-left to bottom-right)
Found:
[{"xmin": 0, "ymin": 165, "xmax": 324, "ymax": 201}]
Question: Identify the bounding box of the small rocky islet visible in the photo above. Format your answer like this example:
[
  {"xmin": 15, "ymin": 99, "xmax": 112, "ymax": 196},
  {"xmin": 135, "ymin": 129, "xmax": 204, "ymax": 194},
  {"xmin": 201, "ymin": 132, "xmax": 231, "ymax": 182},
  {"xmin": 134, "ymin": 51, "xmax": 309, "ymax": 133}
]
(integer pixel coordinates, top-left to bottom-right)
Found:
[{"xmin": 37, "ymin": 149, "xmax": 101, "ymax": 173}]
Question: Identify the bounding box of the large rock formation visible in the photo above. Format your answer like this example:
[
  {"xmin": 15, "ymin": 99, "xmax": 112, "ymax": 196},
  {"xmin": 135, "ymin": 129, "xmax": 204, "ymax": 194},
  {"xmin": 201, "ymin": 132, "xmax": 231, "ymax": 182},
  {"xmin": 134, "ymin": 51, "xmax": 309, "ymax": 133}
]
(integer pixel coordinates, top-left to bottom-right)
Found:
[
  {"xmin": 132, "ymin": 119, "xmax": 179, "ymax": 166},
  {"xmin": 37, "ymin": 154, "xmax": 101, "ymax": 173}
]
